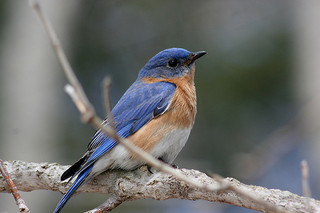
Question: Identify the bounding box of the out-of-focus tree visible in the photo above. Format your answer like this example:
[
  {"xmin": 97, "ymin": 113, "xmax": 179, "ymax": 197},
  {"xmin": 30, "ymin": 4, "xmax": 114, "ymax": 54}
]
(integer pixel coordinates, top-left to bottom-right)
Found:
[{"xmin": 0, "ymin": 0, "xmax": 78, "ymax": 212}]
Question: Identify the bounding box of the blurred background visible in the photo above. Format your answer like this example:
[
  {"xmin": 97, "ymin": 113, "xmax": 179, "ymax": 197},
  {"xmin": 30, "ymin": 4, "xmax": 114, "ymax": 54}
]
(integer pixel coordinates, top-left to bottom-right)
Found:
[{"xmin": 1, "ymin": 0, "xmax": 320, "ymax": 212}]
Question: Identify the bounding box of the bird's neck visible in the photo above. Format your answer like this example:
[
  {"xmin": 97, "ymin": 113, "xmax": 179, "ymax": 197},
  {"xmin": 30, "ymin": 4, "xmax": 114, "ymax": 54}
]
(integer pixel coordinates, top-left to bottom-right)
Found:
[{"xmin": 164, "ymin": 74, "xmax": 197, "ymax": 126}]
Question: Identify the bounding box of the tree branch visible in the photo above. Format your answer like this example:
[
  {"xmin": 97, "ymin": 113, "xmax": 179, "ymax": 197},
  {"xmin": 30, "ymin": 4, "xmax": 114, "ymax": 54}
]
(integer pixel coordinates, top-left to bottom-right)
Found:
[{"xmin": 1, "ymin": 160, "xmax": 319, "ymax": 213}]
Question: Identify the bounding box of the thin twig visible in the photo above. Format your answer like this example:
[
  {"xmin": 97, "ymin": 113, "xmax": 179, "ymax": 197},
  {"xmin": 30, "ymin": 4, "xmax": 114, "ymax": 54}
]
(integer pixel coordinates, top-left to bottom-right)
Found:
[
  {"xmin": 301, "ymin": 160, "xmax": 312, "ymax": 212},
  {"xmin": 301, "ymin": 160, "xmax": 311, "ymax": 197},
  {"xmin": 102, "ymin": 76, "xmax": 116, "ymax": 130},
  {"xmin": 102, "ymin": 76, "xmax": 113, "ymax": 116},
  {"xmin": 29, "ymin": 0, "xmax": 95, "ymax": 123},
  {"xmin": 0, "ymin": 159, "xmax": 30, "ymax": 213}
]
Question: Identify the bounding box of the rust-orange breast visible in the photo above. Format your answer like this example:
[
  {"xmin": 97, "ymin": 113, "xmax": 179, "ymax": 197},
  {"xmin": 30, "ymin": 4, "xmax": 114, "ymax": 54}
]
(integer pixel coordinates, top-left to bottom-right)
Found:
[{"xmin": 127, "ymin": 72, "xmax": 196, "ymax": 153}]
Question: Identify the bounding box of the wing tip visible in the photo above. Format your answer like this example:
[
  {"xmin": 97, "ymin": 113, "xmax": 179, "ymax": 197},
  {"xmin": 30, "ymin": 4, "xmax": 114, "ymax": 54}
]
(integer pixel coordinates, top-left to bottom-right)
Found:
[{"xmin": 60, "ymin": 156, "xmax": 87, "ymax": 181}]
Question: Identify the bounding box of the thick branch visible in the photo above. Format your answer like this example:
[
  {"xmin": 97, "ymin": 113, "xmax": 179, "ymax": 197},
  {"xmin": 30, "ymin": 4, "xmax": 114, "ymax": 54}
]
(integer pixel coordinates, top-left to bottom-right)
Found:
[{"xmin": 1, "ymin": 160, "xmax": 319, "ymax": 213}]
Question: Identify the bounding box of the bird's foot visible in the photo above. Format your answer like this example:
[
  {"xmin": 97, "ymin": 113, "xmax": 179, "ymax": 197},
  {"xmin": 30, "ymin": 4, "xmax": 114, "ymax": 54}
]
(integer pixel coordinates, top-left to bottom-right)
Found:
[
  {"xmin": 146, "ymin": 158, "xmax": 179, "ymax": 174},
  {"xmin": 171, "ymin": 164, "xmax": 178, "ymax": 169}
]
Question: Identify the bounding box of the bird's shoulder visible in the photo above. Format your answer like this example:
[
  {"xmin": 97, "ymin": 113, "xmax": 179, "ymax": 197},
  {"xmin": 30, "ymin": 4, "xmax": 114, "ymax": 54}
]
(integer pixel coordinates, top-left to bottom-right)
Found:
[
  {"xmin": 86, "ymin": 80, "xmax": 176, "ymax": 151},
  {"xmin": 112, "ymin": 80, "xmax": 176, "ymax": 122}
]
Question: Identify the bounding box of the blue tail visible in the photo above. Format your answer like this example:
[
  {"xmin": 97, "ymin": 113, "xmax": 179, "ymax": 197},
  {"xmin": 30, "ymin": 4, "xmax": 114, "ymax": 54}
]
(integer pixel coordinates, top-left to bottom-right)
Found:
[{"xmin": 53, "ymin": 165, "xmax": 93, "ymax": 213}]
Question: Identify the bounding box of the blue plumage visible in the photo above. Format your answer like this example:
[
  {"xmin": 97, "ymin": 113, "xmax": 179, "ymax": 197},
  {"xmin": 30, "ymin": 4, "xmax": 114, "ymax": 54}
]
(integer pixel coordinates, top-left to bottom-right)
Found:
[
  {"xmin": 138, "ymin": 48, "xmax": 192, "ymax": 79},
  {"xmin": 54, "ymin": 48, "xmax": 206, "ymax": 213},
  {"xmin": 54, "ymin": 81, "xmax": 176, "ymax": 213},
  {"xmin": 112, "ymin": 81, "xmax": 176, "ymax": 132}
]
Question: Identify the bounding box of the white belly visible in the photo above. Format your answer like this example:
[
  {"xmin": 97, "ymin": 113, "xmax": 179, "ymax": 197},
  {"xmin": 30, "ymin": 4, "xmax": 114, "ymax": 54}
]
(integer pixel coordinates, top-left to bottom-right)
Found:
[
  {"xmin": 90, "ymin": 127, "xmax": 192, "ymax": 176},
  {"xmin": 149, "ymin": 127, "xmax": 191, "ymax": 164}
]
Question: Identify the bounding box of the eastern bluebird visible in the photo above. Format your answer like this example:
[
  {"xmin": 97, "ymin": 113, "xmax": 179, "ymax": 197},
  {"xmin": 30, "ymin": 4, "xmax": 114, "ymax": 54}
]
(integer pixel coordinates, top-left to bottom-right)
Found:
[{"xmin": 53, "ymin": 48, "xmax": 206, "ymax": 213}]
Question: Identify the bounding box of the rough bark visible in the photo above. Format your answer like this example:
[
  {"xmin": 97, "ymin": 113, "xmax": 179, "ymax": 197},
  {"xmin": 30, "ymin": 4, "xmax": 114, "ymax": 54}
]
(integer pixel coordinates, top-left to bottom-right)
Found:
[{"xmin": 1, "ymin": 160, "xmax": 319, "ymax": 213}]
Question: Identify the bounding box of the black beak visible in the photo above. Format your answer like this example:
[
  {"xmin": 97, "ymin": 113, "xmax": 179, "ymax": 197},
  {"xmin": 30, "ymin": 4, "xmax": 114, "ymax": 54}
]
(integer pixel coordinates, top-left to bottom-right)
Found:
[{"xmin": 187, "ymin": 51, "xmax": 207, "ymax": 65}]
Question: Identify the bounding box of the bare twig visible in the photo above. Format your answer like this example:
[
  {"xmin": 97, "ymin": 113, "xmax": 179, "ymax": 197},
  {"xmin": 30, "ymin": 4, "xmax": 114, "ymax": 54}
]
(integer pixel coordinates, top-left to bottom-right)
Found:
[
  {"xmin": 102, "ymin": 76, "xmax": 116, "ymax": 131},
  {"xmin": 102, "ymin": 76, "xmax": 113, "ymax": 117},
  {"xmin": 301, "ymin": 160, "xmax": 312, "ymax": 212},
  {"xmin": 301, "ymin": 160, "xmax": 311, "ymax": 197},
  {"xmin": 29, "ymin": 0, "xmax": 95, "ymax": 123},
  {"xmin": 0, "ymin": 159, "xmax": 30, "ymax": 213}
]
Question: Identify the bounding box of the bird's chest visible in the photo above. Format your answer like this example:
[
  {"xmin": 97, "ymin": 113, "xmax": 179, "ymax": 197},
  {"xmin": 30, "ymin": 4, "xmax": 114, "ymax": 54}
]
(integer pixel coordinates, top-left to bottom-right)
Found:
[
  {"xmin": 122, "ymin": 76, "xmax": 196, "ymax": 163},
  {"xmin": 167, "ymin": 85, "xmax": 196, "ymax": 126},
  {"xmin": 147, "ymin": 85, "xmax": 196, "ymax": 163},
  {"xmin": 149, "ymin": 127, "xmax": 192, "ymax": 163}
]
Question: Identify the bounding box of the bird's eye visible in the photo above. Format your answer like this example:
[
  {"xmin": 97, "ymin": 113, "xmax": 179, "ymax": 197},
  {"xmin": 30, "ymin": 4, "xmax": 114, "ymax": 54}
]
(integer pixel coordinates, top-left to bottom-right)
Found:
[{"xmin": 167, "ymin": 58, "xmax": 179, "ymax": 68}]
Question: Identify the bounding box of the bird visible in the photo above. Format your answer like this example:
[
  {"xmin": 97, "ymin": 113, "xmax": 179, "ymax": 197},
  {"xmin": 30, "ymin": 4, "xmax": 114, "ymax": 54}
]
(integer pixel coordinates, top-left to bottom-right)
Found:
[{"xmin": 53, "ymin": 47, "xmax": 206, "ymax": 213}]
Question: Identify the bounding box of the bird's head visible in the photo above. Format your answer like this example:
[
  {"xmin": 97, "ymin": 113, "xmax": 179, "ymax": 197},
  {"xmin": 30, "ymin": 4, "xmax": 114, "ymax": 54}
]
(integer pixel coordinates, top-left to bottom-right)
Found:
[{"xmin": 138, "ymin": 48, "xmax": 206, "ymax": 80}]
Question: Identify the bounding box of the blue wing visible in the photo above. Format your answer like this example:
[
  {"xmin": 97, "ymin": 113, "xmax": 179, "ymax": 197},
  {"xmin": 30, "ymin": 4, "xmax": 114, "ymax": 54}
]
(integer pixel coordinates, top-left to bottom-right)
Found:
[
  {"xmin": 79, "ymin": 80, "xmax": 176, "ymax": 173},
  {"xmin": 54, "ymin": 80, "xmax": 176, "ymax": 213}
]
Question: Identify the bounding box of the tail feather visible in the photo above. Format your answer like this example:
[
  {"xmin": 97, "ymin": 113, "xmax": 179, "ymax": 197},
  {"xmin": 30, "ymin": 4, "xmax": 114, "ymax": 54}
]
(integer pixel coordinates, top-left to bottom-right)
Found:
[
  {"xmin": 53, "ymin": 165, "xmax": 93, "ymax": 213},
  {"xmin": 60, "ymin": 156, "xmax": 86, "ymax": 181}
]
